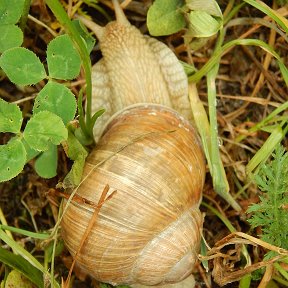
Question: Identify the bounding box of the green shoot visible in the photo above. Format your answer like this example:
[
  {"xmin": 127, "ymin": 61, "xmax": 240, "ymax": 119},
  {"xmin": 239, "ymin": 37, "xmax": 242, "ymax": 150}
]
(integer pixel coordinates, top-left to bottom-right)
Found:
[{"xmin": 236, "ymin": 101, "xmax": 288, "ymax": 143}]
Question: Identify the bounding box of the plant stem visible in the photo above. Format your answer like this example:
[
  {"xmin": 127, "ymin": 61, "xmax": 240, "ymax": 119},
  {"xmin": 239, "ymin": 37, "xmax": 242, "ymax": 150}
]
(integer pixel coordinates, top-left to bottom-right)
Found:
[
  {"xmin": 189, "ymin": 39, "xmax": 283, "ymax": 83},
  {"xmin": 223, "ymin": 3, "xmax": 246, "ymax": 25},
  {"xmin": 0, "ymin": 229, "xmax": 60, "ymax": 288},
  {"xmin": 0, "ymin": 208, "xmax": 14, "ymax": 240},
  {"xmin": 201, "ymin": 202, "xmax": 236, "ymax": 232},
  {"xmin": 203, "ymin": 26, "xmax": 241, "ymax": 210},
  {"xmin": 273, "ymin": 275, "xmax": 288, "ymax": 286},
  {"xmin": 243, "ymin": 0, "xmax": 288, "ymax": 34},
  {"xmin": 19, "ymin": 0, "xmax": 32, "ymax": 31},
  {"xmin": 274, "ymin": 262, "xmax": 288, "ymax": 281}
]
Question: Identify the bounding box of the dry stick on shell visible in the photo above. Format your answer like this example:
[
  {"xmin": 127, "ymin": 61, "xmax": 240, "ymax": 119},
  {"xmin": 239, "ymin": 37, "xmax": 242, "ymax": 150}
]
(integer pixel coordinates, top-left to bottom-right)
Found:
[{"xmin": 63, "ymin": 184, "xmax": 117, "ymax": 288}]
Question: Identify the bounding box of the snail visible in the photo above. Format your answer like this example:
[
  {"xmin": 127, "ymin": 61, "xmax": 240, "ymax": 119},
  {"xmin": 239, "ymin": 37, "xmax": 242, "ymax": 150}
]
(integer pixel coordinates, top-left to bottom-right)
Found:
[
  {"xmin": 77, "ymin": 0, "xmax": 192, "ymax": 141},
  {"xmin": 61, "ymin": 0, "xmax": 206, "ymax": 287}
]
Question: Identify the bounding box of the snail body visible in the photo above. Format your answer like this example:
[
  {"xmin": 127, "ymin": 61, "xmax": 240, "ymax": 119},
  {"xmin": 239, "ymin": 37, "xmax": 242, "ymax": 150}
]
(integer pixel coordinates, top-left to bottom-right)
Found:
[
  {"xmin": 79, "ymin": 0, "xmax": 191, "ymax": 140},
  {"xmin": 61, "ymin": 1, "xmax": 205, "ymax": 286}
]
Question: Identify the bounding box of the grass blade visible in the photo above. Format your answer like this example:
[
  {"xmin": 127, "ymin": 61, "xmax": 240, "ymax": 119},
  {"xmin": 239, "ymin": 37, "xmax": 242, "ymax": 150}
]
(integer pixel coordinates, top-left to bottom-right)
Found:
[
  {"xmin": 206, "ymin": 64, "xmax": 241, "ymax": 211},
  {"xmin": 0, "ymin": 229, "xmax": 60, "ymax": 287},
  {"xmin": 246, "ymin": 125, "xmax": 284, "ymax": 175},
  {"xmin": 0, "ymin": 224, "xmax": 50, "ymax": 239},
  {"xmin": 0, "ymin": 247, "xmax": 44, "ymax": 287},
  {"xmin": 243, "ymin": 0, "xmax": 288, "ymax": 34},
  {"xmin": 189, "ymin": 38, "xmax": 285, "ymax": 83}
]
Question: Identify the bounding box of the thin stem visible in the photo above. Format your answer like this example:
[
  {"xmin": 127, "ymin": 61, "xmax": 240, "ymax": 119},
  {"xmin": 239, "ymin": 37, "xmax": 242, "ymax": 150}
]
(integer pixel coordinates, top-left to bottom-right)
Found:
[
  {"xmin": 274, "ymin": 262, "xmax": 288, "ymax": 281},
  {"xmin": 188, "ymin": 39, "xmax": 282, "ymax": 83},
  {"xmin": 0, "ymin": 208, "xmax": 14, "ymax": 242},
  {"xmin": 223, "ymin": 3, "xmax": 246, "ymax": 25},
  {"xmin": 19, "ymin": 0, "xmax": 32, "ymax": 31},
  {"xmin": 28, "ymin": 14, "xmax": 58, "ymax": 37},
  {"xmin": 0, "ymin": 224, "xmax": 49, "ymax": 239},
  {"xmin": 236, "ymin": 101, "xmax": 288, "ymax": 143},
  {"xmin": 201, "ymin": 201, "xmax": 235, "ymax": 232}
]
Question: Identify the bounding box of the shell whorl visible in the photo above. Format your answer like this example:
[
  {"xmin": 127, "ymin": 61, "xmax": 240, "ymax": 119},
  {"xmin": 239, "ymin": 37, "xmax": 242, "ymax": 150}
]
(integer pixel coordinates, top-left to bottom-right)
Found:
[{"xmin": 131, "ymin": 207, "xmax": 202, "ymax": 285}]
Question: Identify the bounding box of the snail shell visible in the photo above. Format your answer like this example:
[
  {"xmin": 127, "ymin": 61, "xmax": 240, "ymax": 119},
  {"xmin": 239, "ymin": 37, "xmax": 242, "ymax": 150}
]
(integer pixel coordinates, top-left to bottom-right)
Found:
[{"xmin": 61, "ymin": 104, "xmax": 205, "ymax": 286}]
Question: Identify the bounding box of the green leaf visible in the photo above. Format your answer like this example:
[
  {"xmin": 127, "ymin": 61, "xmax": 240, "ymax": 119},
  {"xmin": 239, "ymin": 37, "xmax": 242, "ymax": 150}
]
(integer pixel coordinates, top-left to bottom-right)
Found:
[
  {"xmin": 23, "ymin": 111, "xmax": 68, "ymax": 151},
  {"xmin": 188, "ymin": 10, "xmax": 222, "ymax": 37},
  {"xmin": 33, "ymin": 82, "xmax": 77, "ymax": 125},
  {"xmin": 72, "ymin": 19, "xmax": 96, "ymax": 54},
  {"xmin": 34, "ymin": 144, "xmax": 58, "ymax": 178},
  {"xmin": 0, "ymin": 248, "xmax": 43, "ymax": 288},
  {"xmin": 0, "ymin": 98, "xmax": 22, "ymax": 133},
  {"xmin": 186, "ymin": 37, "xmax": 209, "ymax": 51},
  {"xmin": 4, "ymin": 270, "xmax": 34, "ymax": 288},
  {"xmin": 47, "ymin": 34, "xmax": 81, "ymax": 80},
  {"xmin": 0, "ymin": 138, "xmax": 26, "ymax": 183},
  {"xmin": 61, "ymin": 128, "xmax": 88, "ymax": 188},
  {"xmin": 147, "ymin": 0, "xmax": 186, "ymax": 36},
  {"xmin": 44, "ymin": 239, "xmax": 64, "ymax": 263},
  {"xmin": 22, "ymin": 139, "xmax": 40, "ymax": 162},
  {"xmin": 0, "ymin": 0, "xmax": 25, "ymax": 24},
  {"xmin": 0, "ymin": 25, "xmax": 23, "ymax": 53},
  {"xmin": 206, "ymin": 65, "xmax": 241, "ymax": 211},
  {"xmin": 181, "ymin": 61, "xmax": 197, "ymax": 76},
  {"xmin": 0, "ymin": 47, "xmax": 46, "ymax": 86},
  {"xmin": 185, "ymin": 0, "xmax": 223, "ymax": 18}
]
